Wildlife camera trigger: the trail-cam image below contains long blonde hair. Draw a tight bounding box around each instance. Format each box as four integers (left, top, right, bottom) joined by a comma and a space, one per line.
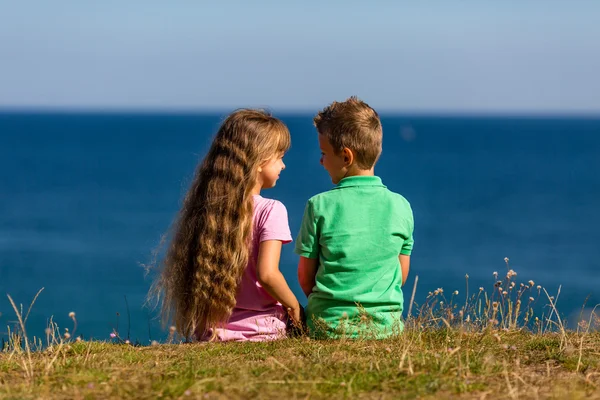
150, 109, 291, 338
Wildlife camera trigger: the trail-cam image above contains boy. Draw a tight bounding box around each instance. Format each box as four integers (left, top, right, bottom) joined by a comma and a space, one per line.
295, 97, 414, 338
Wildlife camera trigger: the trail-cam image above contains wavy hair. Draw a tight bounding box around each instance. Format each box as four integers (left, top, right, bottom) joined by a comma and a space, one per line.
149, 109, 291, 338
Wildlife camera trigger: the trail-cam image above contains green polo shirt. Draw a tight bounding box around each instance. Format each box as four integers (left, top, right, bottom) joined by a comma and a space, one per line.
295, 175, 414, 339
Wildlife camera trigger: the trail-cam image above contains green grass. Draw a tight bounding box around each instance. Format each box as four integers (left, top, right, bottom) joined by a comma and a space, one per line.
1, 330, 599, 399
3, 261, 600, 399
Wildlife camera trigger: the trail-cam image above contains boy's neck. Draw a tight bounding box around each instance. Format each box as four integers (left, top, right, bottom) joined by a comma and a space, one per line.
344, 165, 375, 179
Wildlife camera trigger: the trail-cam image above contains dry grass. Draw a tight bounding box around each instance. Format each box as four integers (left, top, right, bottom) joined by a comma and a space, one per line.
1, 331, 600, 399
2, 259, 600, 399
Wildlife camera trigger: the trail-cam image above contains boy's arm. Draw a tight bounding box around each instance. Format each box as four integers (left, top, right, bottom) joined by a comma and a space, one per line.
295, 200, 320, 298
298, 256, 318, 298
399, 201, 414, 287
399, 254, 410, 286
256, 240, 302, 324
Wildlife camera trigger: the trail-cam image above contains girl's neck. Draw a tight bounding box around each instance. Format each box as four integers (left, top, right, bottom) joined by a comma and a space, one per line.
251, 180, 262, 196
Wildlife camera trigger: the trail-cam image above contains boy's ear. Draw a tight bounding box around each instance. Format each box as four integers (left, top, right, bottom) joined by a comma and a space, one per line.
342, 147, 354, 167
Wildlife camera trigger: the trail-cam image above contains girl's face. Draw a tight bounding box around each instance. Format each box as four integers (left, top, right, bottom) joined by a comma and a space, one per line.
258, 153, 286, 189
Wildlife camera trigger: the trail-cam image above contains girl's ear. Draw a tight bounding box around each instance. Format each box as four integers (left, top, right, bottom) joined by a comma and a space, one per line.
342, 147, 354, 167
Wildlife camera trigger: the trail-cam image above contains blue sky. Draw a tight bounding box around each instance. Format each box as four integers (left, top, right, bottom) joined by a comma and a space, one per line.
1, 1, 599, 113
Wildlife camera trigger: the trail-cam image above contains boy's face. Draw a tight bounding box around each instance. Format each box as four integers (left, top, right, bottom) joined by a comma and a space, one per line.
318, 134, 347, 184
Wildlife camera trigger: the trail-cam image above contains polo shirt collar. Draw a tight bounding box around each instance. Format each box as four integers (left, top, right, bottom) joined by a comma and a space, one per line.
335, 175, 385, 189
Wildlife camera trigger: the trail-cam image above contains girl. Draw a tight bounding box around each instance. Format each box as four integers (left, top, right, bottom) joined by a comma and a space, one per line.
150, 109, 301, 341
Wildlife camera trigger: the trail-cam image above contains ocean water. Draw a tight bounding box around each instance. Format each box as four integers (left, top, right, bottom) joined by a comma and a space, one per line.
1, 112, 599, 342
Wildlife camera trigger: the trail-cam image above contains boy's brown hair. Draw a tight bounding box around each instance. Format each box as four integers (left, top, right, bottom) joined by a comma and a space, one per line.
314, 96, 382, 169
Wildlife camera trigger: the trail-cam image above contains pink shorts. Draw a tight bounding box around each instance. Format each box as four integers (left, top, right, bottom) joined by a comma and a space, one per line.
198, 306, 287, 342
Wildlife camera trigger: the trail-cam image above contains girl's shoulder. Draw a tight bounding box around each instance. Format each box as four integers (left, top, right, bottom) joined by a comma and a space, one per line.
254, 195, 287, 210
253, 196, 289, 226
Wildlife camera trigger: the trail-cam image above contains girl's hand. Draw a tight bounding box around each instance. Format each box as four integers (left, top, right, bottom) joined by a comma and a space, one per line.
287, 306, 302, 327
286, 305, 306, 338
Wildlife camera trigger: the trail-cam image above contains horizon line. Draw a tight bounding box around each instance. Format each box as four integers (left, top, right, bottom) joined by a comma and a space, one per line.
1, 106, 600, 119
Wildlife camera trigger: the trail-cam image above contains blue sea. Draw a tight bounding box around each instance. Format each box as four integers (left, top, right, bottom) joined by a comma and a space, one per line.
1, 112, 599, 343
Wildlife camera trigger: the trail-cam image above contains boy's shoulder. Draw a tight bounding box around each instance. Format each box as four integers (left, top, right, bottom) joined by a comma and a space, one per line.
306, 189, 336, 203
304, 187, 343, 209
306, 186, 412, 212
386, 190, 412, 209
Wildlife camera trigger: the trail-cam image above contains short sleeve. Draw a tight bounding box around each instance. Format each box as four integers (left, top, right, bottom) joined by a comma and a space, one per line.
259, 201, 292, 244
400, 234, 414, 256
294, 200, 319, 259
400, 204, 415, 256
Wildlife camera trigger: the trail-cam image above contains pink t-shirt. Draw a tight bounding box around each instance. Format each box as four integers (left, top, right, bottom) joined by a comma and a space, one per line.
202, 195, 292, 342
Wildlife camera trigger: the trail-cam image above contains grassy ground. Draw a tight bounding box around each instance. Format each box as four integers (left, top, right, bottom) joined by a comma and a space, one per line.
2, 264, 600, 399
1, 329, 600, 399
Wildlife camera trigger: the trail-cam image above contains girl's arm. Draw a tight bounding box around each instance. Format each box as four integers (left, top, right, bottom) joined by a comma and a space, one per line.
399, 255, 411, 286
298, 256, 318, 298
256, 240, 302, 324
